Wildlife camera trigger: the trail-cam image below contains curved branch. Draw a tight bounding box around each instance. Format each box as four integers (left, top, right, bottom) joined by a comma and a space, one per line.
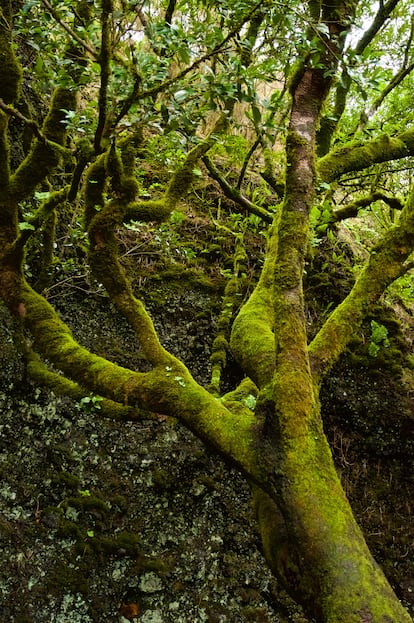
317, 0, 402, 154
352, 0, 401, 57
362, 59, 414, 127
0, 275, 261, 483
309, 188, 414, 387
9, 88, 76, 202
94, 0, 113, 153
331, 191, 403, 222
202, 155, 273, 223
40, 0, 98, 58
164, 0, 177, 25
230, 223, 278, 389
318, 128, 414, 182
26, 351, 150, 422
0, 98, 43, 141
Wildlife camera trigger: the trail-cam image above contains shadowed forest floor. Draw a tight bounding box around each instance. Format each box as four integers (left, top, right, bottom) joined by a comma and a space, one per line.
0, 282, 413, 622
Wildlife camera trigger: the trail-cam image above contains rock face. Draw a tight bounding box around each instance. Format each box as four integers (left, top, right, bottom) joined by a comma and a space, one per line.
0, 297, 306, 623
0, 280, 413, 622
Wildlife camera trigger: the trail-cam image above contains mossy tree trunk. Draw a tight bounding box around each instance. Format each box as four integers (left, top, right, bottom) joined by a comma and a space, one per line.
231, 2, 413, 620
0, 1, 413, 621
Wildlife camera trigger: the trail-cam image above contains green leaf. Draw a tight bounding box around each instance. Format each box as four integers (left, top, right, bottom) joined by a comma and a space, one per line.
316, 22, 330, 37
19, 222, 35, 231
174, 89, 188, 102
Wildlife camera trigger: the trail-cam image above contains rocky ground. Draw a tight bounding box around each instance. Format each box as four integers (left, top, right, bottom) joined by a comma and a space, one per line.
0, 292, 309, 623
0, 280, 413, 623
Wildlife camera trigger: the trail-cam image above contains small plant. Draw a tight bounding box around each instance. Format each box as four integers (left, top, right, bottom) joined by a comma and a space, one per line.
75, 394, 103, 412
368, 320, 390, 357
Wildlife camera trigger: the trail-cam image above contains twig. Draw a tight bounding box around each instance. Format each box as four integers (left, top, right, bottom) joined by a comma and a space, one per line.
40, 0, 98, 59
0, 98, 43, 140
137, 0, 266, 100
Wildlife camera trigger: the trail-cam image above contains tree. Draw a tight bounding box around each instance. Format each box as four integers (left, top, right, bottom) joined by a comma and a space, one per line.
0, 0, 413, 620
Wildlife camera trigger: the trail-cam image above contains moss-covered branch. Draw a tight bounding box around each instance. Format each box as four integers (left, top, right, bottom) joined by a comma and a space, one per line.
202, 155, 273, 223
209, 234, 248, 395
26, 351, 152, 422
8, 88, 76, 203
0, 0, 21, 105
318, 129, 414, 182
330, 191, 403, 222
40, 0, 98, 58
230, 222, 277, 388
317, 0, 399, 155
0, 98, 43, 140
0, 110, 10, 194
94, 0, 112, 153
0, 270, 263, 482
309, 188, 414, 387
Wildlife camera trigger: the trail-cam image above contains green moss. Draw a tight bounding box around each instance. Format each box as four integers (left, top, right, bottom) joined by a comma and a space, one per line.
64, 494, 110, 515
0, 2, 22, 104
89, 531, 142, 557
106, 142, 123, 194
123, 199, 171, 223
46, 560, 89, 595
52, 471, 81, 490
0, 111, 10, 189
9, 88, 77, 202
318, 131, 414, 183
84, 154, 106, 226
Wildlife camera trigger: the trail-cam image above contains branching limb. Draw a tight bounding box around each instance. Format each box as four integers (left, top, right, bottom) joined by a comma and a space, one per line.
0, 267, 262, 483
361, 59, 414, 128
26, 351, 152, 422
330, 191, 403, 222
40, 0, 98, 58
203, 155, 273, 223
0, 98, 43, 141
318, 129, 414, 182
113, 69, 142, 127
317, 0, 401, 154
94, 0, 113, 153
209, 234, 248, 395
85, 116, 228, 365
230, 222, 278, 388
309, 187, 414, 388
8, 88, 76, 203
353, 0, 401, 57
237, 136, 261, 189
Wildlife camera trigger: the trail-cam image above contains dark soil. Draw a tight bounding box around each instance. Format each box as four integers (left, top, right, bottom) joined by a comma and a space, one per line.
0, 277, 413, 622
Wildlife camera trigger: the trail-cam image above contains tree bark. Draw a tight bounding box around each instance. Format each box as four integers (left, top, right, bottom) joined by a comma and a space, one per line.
233, 43, 413, 623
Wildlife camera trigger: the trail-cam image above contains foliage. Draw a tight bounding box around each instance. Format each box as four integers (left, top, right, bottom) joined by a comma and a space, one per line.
368, 320, 390, 357
1, 0, 414, 621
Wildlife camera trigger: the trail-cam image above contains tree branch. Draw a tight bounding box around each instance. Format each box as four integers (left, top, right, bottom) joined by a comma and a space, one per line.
40, 0, 98, 58
317, 0, 402, 155
352, 0, 401, 57
8, 88, 76, 203
309, 187, 414, 387
318, 129, 414, 182
0, 98, 43, 141
331, 191, 403, 222
94, 0, 113, 153
26, 351, 150, 422
202, 155, 273, 223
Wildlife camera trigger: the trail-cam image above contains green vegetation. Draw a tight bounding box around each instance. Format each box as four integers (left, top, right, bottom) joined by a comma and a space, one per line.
0, 0, 414, 621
